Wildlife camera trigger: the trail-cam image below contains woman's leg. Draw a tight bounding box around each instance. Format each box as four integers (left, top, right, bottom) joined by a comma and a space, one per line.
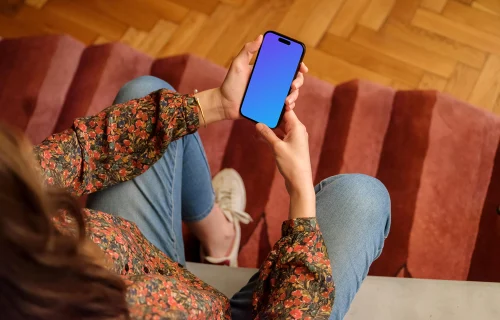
230, 174, 390, 320
86, 76, 234, 265
315, 174, 390, 319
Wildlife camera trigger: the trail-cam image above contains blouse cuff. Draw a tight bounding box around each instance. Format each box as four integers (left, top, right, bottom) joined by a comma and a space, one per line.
281, 218, 320, 237
160, 89, 201, 131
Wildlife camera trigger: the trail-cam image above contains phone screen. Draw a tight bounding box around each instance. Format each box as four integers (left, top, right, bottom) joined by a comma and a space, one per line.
240, 32, 305, 128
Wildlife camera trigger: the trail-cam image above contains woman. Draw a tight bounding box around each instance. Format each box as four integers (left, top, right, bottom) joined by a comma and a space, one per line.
0, 35, 390, 319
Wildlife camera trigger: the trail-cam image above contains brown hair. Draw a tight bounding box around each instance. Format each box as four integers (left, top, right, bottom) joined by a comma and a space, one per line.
0, 124, 129, 319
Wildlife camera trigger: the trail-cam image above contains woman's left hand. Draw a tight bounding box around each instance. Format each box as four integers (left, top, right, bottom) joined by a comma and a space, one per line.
219, 35, 309, 121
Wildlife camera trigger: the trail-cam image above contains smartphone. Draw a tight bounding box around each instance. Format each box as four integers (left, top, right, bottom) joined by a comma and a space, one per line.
240, 31, 306, 129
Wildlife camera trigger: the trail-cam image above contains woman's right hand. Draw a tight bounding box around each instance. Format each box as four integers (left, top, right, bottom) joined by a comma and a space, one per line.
257, 111, 316, 219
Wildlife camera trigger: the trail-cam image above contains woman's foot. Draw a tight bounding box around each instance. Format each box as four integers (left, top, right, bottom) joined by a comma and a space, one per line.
201, 168, 252, 267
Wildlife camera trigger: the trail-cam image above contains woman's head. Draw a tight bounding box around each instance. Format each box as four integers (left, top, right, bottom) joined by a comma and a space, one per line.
0, 125, 129, 319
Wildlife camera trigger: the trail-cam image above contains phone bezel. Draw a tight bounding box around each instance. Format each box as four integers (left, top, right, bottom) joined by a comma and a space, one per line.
239, 30, 306, 129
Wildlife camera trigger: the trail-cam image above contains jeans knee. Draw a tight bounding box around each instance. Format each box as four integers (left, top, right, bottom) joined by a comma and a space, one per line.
318, 174, 391, 235
115, 76, 175, 103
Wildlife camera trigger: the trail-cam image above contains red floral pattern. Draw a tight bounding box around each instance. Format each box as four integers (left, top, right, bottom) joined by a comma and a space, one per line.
34, 89, 335, 319
253, 218, 335, 319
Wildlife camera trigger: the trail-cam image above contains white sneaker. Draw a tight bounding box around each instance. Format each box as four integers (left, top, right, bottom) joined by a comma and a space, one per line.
201, 168, 252, 267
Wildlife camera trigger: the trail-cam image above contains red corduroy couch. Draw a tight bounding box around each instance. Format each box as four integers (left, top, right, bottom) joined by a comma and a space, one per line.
1, 35, 499, 283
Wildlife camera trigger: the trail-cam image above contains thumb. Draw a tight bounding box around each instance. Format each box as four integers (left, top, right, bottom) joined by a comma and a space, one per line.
234, 35, 263, 67
256, 123, 281, 147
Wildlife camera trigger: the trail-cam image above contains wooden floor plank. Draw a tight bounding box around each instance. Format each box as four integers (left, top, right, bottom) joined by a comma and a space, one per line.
442, 1, 500, 38
120, 27, 148, 48
294, 0, 344, 46
412, 9, 500, 55
468, 54, 500, 111
207, 0, 269, 66
14, 5, 98, 44
262, 0, 295, 35
391, 80, 415, 91
25, 0, 48, 9
305, 47, 392, 85
136, 20, 177, 56
418, 73, 447, 91
187, 4, 236, 58
276, 0, 308, 38
474, 0, 500, 15
216, 0, 292, 68
471, 1, 500, 16
76, 0, 158, 31
44, 0, 128, 41
494, 96, 500, 114
420, 0, 447, 13
318, 32, 424, 86
140, 0, 189, 24
219, 0, 246, 6
0, 13, 49, 38
93, 35, 110, 45
383, 20, 486, 69
388, 0, 420, 22
444, 63, 481, 101
328, 0, 370, 37
358, 0, 396, 30
278, 0, 343, 45
351, 25, 456, 78
168, 0, 218, 15
159, 11, 207, 57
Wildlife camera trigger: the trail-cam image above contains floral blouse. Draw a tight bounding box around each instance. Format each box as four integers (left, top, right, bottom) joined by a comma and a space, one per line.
34, 89, 335, 319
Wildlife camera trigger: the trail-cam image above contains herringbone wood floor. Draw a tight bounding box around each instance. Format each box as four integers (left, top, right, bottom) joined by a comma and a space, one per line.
1, 0, 500, 114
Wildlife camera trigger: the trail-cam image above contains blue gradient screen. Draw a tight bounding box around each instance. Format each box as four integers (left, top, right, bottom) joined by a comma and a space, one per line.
240, 32, 304, 128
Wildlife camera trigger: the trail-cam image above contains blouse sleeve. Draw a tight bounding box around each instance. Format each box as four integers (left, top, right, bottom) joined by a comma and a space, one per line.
34, 89, 200, 197
252, 218, 335, 319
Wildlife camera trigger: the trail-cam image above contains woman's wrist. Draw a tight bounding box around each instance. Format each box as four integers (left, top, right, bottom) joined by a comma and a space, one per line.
194, 88, 226, 125
289, 185, 316, 219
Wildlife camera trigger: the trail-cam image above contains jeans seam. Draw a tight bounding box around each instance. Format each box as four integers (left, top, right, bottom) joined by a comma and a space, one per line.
192, 133, 212, 175
180, 133, 215, 223
171, 142, 179, 262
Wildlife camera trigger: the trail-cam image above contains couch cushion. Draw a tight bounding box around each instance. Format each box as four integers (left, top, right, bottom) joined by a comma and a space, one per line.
372, 91, 500, 280
315, 80, 395, 180
467, 122, 500, 282
0, 35, 84, 143
54, 42, 153, 132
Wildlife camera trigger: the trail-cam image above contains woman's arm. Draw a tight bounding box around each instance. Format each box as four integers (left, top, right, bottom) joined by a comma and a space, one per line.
255, 110, 334, 318
253, 218, 335, 319
34, 89, 212, 197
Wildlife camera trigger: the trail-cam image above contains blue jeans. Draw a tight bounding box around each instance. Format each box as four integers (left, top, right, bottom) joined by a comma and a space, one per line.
86, 76, 391, 320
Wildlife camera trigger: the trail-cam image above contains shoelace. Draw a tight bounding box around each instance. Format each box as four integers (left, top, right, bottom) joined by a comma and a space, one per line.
217, 190, 253, 224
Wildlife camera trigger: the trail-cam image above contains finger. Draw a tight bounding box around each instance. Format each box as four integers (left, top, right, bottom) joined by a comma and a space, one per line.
234, 35, 263, 67
285, 102, 296, 111
282, 110, 302, 132
291, 72, 304, 90
256, 123, 281, 146
286, 89, 299, 105
299, 62, 309, 74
